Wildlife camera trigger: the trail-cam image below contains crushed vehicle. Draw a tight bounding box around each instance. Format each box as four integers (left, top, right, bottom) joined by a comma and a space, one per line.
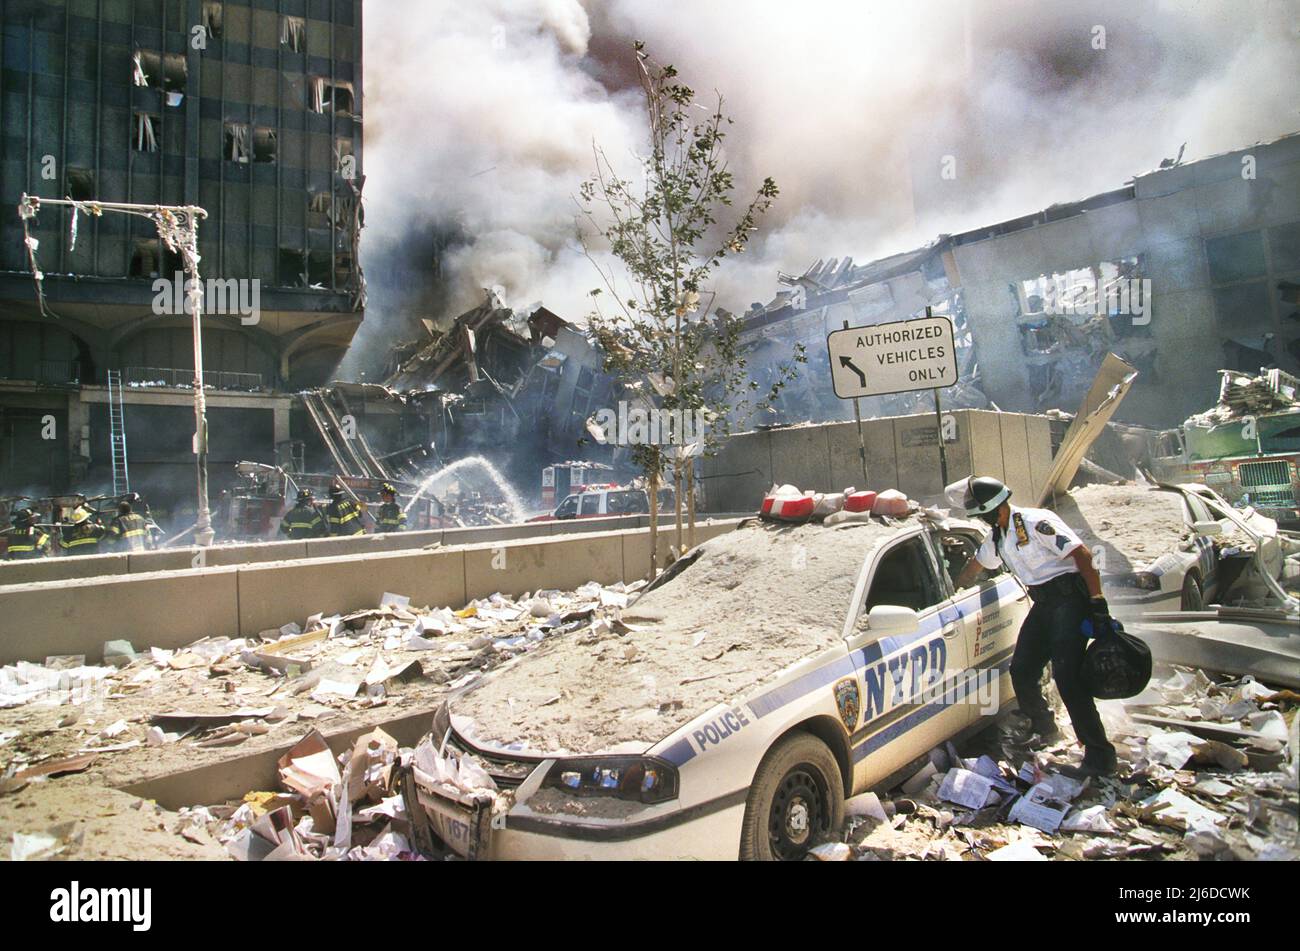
1151, 368, 1300, 526
401, 513, 1031, 860
1053, 482, 1300, 616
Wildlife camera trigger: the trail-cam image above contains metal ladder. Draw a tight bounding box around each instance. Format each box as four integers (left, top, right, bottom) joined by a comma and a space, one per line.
107, 369, 130, 495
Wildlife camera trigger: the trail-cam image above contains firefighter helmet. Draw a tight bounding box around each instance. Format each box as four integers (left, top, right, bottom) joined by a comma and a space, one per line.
70, 505, 95, 525
380, 482, 396, 497
964, 476, 1011, 520
329, 482, 345, 498
296, 488, 314, 503
11, 508, 35, 527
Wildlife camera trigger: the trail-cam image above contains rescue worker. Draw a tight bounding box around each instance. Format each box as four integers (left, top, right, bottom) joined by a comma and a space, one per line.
124, 493, 165, 547
107, 498, 154, 551
324, 482, 364, 536
375, 482, 407, 533
279, 488, 327, 539
4, 509, 51, 560
60, 505, 107, 556
953, 476, 1118, 778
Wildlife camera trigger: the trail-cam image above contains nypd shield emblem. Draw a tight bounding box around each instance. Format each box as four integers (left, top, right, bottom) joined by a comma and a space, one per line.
834, 677, 860, 731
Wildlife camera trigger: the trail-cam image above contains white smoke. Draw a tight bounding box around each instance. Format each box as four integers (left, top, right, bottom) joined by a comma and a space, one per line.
348, 0, 1300, 373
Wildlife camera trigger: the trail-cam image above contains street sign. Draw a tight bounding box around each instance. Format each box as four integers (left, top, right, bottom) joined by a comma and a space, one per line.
826, 315, 958, 400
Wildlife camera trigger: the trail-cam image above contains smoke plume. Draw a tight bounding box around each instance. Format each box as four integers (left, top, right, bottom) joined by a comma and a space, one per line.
345, 0, 1300, 377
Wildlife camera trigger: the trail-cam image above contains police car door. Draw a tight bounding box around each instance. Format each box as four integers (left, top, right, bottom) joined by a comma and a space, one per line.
845, 532, 971, 790
933, 526, 1025, 726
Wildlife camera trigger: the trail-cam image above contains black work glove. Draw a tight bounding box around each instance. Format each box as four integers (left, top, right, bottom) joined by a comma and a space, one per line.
1089, 596, 1114, 639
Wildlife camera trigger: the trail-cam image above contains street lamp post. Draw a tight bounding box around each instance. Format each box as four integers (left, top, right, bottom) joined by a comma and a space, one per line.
17, 195, 215, 546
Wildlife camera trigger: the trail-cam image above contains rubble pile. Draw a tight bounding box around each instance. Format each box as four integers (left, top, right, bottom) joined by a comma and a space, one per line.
0, 582, 641, 789
1186, 368, 1300, 427
819, 668, 1298, 862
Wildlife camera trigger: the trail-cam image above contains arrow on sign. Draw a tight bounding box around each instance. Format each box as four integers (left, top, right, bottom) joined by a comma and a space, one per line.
839, 355, 866, 388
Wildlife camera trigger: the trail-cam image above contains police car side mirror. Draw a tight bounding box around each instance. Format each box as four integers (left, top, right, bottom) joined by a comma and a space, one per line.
864, 605, 921, 635
1192, 521, 1223, 537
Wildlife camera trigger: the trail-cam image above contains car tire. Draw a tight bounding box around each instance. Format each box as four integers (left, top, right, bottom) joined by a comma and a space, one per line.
1180, 573, 1204, 611
739, 732, 844, 861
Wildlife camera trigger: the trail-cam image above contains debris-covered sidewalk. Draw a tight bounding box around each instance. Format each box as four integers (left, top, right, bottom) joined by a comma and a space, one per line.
814, 668, 1299, 862
0, 580, 641, 842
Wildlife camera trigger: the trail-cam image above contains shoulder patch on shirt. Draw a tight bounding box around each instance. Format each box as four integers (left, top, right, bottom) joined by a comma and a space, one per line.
1036, 520, 1056, 536
1013, 512, 1030, 547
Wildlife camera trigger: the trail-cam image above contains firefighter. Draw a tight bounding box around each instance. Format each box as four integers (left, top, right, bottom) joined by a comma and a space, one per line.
280, 488, 327, 539
123, 492, 165, 547
324, 482, 364, 536
107, 498, 154, 551
953, 476, 1118, 778
375, 482, 407, 533
60, 505, 107, 556
4, 509, 52, 560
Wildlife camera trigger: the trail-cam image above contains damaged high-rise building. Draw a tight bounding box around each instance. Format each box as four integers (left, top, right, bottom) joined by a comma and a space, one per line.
0, 1, 364, 520
739, 132, 1300, 430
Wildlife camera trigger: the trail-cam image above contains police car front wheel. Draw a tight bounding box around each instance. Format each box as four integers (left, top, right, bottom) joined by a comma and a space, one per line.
740, 733, 844, 861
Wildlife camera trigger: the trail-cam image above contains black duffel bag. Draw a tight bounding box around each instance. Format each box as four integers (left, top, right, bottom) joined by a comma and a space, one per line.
1082, 619, 1152, 699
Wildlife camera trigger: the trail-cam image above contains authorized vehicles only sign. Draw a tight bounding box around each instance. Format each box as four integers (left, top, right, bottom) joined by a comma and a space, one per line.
827, 315, 958, 399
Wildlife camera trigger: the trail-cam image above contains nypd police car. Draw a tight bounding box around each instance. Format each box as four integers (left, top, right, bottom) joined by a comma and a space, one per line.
405, 512, 1032, 860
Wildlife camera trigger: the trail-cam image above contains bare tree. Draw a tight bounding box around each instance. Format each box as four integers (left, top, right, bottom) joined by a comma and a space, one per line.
578, 43, 803, 574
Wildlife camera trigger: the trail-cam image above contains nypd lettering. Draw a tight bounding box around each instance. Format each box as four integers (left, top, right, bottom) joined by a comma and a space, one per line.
692, 707, 751, 751
861, 636, 948, 722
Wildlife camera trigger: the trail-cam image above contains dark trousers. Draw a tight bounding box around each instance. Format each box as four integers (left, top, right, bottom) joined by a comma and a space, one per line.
1010, 573, 1113, 757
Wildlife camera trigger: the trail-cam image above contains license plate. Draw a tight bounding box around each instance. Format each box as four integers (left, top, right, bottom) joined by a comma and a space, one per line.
409, 770, 495, 860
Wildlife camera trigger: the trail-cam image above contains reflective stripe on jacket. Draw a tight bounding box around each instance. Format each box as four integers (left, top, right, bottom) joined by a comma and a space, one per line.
376, 502, 406, 533
280, 504, 326, 539
5, 529, 51, 559
109, 513, 151, 550
325, 499, 364, 536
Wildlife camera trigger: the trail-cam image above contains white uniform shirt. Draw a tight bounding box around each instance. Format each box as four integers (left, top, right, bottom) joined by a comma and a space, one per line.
975, 504, 1084, 587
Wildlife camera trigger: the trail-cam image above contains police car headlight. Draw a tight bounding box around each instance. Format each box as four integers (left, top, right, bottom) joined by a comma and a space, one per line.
543, 756, 679, 805
1134, 572, 1162, 591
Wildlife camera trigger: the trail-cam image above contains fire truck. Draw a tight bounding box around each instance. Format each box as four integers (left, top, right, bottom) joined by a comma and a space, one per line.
1152, 369, 1300, 527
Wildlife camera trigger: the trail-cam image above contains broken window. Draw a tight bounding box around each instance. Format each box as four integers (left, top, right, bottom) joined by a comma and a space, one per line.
224, 122, 250, 163
133, 112, 159, 152
203, 2, 223, 40
66, 168, 94, 201
863, 536, 944, 615
278, 248, 333, 287
311, 78, 355, 117
1206, 231, 1266, 285
308, 191, 334, 228
133, 50, 187, 93
129, 240, 180, 279
281, 15, 306, 52
252, 127, 277, 164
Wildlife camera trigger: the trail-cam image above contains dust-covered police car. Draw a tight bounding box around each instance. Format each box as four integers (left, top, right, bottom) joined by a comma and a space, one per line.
401, 512, 1032, 860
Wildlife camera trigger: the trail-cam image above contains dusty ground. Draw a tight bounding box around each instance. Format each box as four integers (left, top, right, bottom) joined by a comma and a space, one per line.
455, 519, 899, 753
0, 780, 228, 861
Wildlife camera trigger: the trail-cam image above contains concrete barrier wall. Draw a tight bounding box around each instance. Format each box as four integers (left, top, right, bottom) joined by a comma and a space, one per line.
0, 519, 744, 665
702, 409, 1053, 511
0, 515, 658, 589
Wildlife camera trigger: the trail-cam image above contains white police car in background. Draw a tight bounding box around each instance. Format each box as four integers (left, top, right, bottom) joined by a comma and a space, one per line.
404, 513, 1031, 860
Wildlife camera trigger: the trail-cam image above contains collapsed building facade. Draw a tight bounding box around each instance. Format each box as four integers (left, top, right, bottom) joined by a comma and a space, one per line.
737, 132, 1300, 431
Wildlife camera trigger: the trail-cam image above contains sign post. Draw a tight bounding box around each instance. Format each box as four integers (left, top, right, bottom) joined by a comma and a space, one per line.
826, 312, 959, 489
926, 306, 950, 486
842, 320, 869, 486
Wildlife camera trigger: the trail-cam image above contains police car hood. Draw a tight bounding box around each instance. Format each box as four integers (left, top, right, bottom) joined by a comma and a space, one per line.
1051, 484, 1192, 574
452, 519, 900, 756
